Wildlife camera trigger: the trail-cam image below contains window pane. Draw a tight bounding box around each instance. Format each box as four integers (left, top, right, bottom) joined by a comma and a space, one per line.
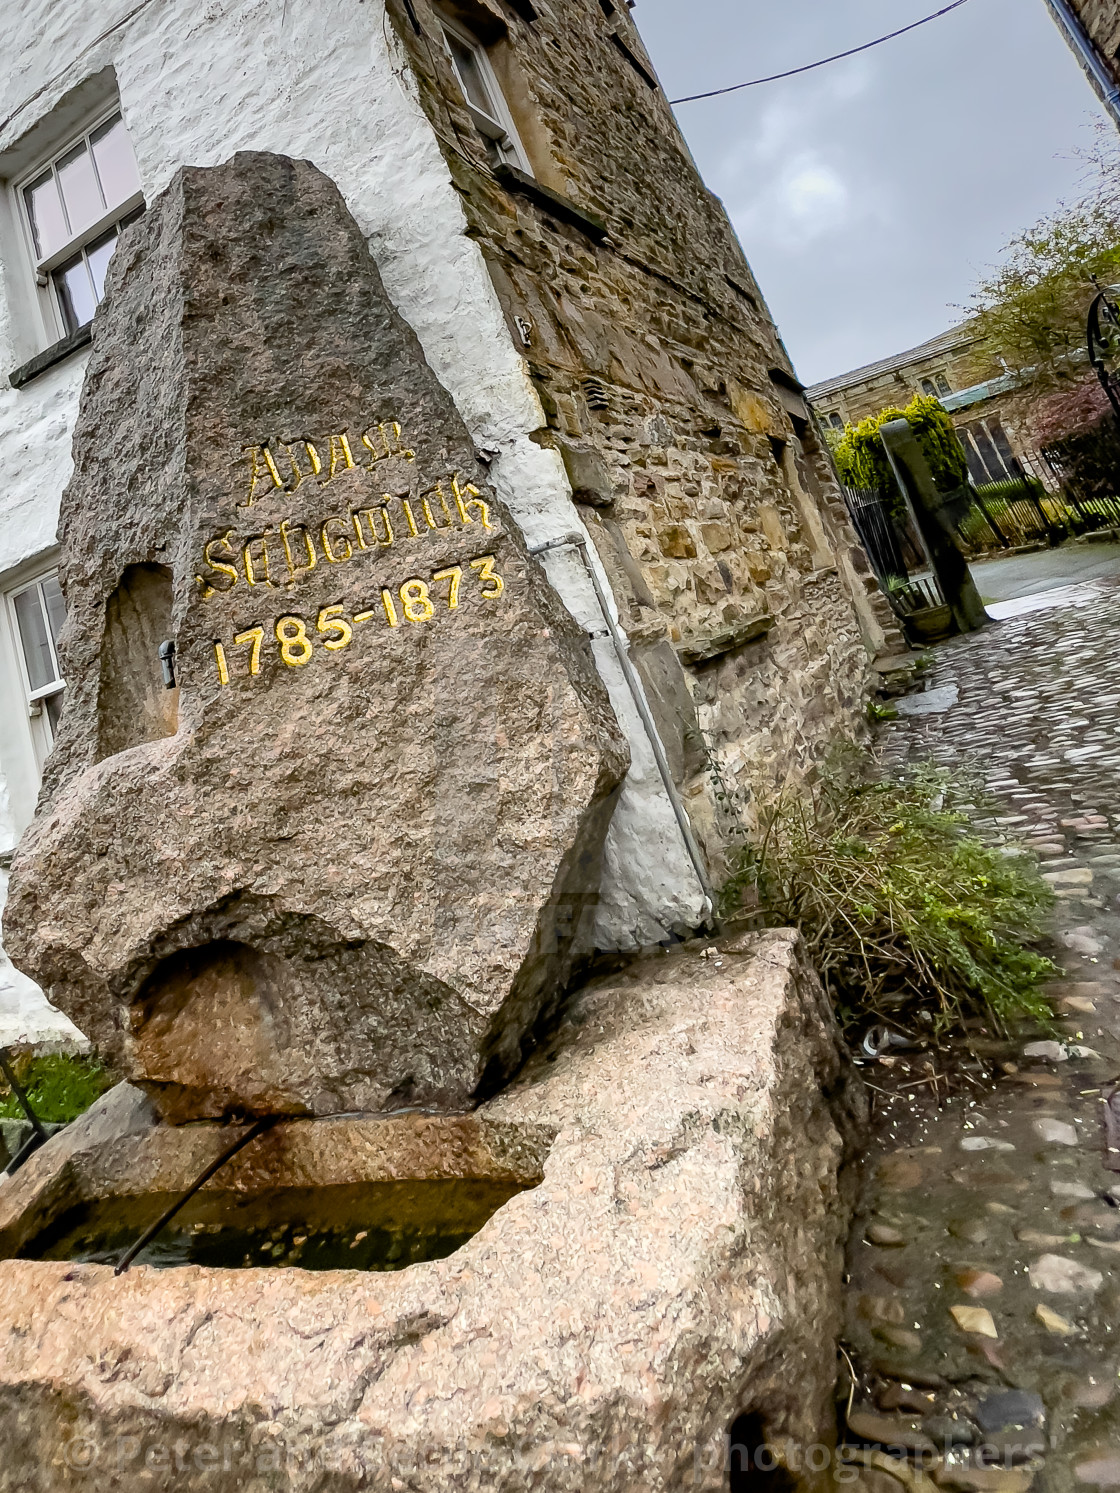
14, 587, 58, 693
41, 575, 66, 655
90, 115, 140, 213
56, 140, 105, 241
86, 226, 119, 301
53, 254, 98, 334
936, 376, 951, 395
445, 31, 501, 120
24, 171, 68, 260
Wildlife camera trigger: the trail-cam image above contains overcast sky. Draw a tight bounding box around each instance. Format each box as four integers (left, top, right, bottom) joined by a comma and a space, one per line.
634, 0, 1110, 386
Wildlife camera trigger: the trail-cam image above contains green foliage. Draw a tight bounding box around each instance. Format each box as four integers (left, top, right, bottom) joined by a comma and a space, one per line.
0, 1053, 114, 1125
721, 754, 1056, 1035
832, 395, 968, 517
967, 123, 1120, 392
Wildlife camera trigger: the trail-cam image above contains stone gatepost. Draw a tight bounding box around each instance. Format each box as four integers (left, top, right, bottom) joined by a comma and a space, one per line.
879, 417, 989, 635
4, 153, 629, 1123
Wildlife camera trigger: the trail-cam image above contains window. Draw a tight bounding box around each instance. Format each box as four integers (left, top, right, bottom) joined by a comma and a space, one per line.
920, 375, 952, 398
19, 111, 143, 340
828, 412, 845, 430
10, 574, 66, 758
439, 16, 531, 172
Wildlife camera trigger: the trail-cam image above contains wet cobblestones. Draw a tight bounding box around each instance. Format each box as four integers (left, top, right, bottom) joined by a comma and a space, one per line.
842, 578, 1120, 1493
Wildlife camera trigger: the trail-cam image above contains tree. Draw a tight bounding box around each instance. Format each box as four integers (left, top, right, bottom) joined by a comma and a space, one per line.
966, 122, 1120, 393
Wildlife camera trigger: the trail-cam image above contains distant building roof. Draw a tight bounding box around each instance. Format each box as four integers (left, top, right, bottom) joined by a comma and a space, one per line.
805, 324, 977, 401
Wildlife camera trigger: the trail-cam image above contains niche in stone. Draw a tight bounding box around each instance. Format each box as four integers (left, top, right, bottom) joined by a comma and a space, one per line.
97, 562, 177, 759
131, 941, 304, 1123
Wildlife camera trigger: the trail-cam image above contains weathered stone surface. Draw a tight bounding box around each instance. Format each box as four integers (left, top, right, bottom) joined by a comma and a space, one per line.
0, 930, 865, 1491
4, 154, 627, 1122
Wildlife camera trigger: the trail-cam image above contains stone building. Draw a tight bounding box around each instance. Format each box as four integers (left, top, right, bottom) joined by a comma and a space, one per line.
0, 0, 885, 1042
807, 323, 1053, 490
1044, 0, 1120, 124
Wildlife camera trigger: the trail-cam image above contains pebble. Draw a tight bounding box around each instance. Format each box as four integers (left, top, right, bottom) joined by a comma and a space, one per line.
1036, 1302, 1077, 1335
1049, 1179, 1096, 1201
1044, 868, 1095, 886
1059, 930, 1106, 955
933, 1466, 1035, 1492
955, 1269, 1003, 1299
949, 1305, 999, 1338
974, 1391, 1046, 1433
1075, 1458, 1120, 1487
1029, 1254, 1104, 1294
1033, 1118, 1079, 1145
923, 1416, 976, 1448
948, 1218, 990, 1244
879, 1384, 935, 1414
846, 1408, 937, 1455
960, 1136, 1016, 1152
1023, 1040, 1072, 1061
874, 1327, 924, 1353
867, 1222, 908, 1247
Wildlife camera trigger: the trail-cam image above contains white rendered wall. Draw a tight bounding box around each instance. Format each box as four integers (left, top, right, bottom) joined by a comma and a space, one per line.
0, 0, 708, 1041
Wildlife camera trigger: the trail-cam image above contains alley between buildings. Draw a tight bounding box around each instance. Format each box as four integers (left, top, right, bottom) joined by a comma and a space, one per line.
844, 570, 1120, 1490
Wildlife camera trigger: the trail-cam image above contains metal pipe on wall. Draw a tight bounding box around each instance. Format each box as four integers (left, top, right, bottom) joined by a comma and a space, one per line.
1044, 0, 1120, 129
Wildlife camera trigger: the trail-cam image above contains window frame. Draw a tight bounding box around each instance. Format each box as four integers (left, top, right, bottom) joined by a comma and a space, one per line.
13, 106, 144, 345
7, 572, 66, 761
437, 12, 532, 174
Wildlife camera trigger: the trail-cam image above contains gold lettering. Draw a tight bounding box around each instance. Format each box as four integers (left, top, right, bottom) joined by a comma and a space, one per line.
360, 423, 415, 465
233, 626, 265, 675
243, 529, 276, 589
350, 510, 369, 550
282, 443, 305, 492
355, 506, 393, 548
303, 441, 323, 477
327, 434, 355, 480
213, 640, 230, 686
401, 499, 420, 538
400, 579, 435, 623
354, 609, 376, 623
195, 531, 240, 598
470, 553, 504, 599
317, 604, 353, 651
433, 565, 462, 609
432, 481, 456, 527
381, 588, 400, 628
242, 446, 286, 506
420, 487, 453, 531
320, 516, 354, 564
279, 520, 318, 582
276, 616, 314, 667
451, 474, 492, 529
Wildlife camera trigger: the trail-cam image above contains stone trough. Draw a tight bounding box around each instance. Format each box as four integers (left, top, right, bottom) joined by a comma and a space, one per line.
0, 931, 862, 1492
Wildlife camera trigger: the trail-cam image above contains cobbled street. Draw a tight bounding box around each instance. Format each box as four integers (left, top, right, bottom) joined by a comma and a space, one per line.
843, 572, 1120, 1493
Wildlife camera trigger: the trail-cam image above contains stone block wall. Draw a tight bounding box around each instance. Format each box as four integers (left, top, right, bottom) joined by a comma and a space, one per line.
1068, 0, 1120, 83
390, 0, 893, 860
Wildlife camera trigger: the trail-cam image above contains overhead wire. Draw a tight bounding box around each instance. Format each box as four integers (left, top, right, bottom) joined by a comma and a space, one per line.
669, 0, 973, 105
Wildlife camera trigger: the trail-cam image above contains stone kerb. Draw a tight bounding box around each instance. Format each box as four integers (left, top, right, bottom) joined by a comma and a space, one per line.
3, 152, 628, 1123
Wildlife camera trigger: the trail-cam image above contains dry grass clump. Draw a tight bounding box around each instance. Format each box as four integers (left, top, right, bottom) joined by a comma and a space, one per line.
722, 755, 1056, 1034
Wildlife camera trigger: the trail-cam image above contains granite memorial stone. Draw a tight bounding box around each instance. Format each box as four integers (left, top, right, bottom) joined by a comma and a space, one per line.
4, 153, 628, 1122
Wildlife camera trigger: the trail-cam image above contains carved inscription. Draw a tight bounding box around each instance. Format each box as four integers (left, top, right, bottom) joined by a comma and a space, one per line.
241, 422, 416, 507
195, 473, 493, 600
212, 555, 505, 686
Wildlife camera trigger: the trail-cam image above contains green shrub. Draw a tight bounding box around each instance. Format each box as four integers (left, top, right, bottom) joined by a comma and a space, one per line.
721, 755, 1056, 1034
0, 1053, 115, 1125
833, 395, 969, 522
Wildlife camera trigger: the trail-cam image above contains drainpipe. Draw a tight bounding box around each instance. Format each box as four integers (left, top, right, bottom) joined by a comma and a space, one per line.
1044, 0, 1120, 129
528, 532, 718, 926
